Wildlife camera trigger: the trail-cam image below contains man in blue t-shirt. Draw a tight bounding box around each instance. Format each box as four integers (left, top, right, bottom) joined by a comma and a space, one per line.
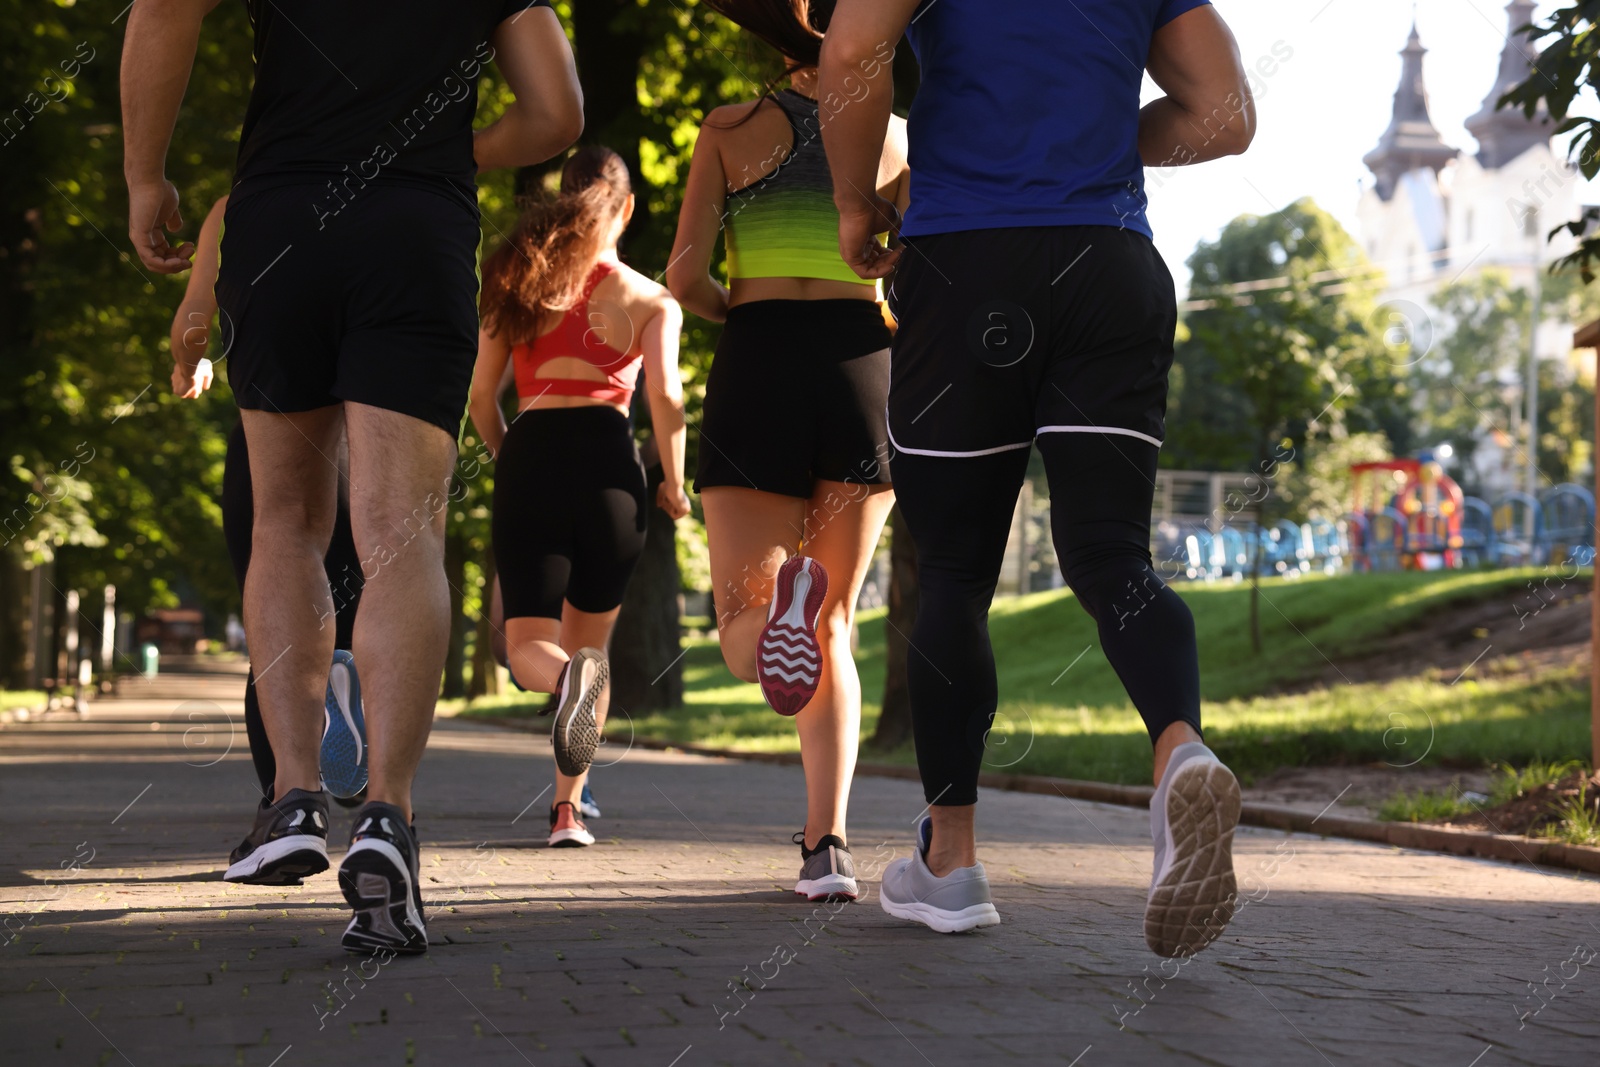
820, 0, 1254, 958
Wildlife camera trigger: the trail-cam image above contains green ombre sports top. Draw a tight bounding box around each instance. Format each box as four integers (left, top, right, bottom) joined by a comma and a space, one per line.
724, 90, 868, 286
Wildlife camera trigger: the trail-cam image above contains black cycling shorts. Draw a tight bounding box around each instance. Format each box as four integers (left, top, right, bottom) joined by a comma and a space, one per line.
216, 182, 480, 439
493, 407, 648, 620
886, 226, 1177, 459
696, 298, 893, 499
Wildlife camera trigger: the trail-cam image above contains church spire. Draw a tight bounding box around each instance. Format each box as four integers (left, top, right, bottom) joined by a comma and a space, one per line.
1363, 21, 1458, 202
1465, 0, 1552, 169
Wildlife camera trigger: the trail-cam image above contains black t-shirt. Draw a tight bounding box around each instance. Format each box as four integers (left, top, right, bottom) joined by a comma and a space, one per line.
233, 0, 550, 204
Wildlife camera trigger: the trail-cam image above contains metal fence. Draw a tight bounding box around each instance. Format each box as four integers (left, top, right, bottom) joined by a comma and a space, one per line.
1145, 483, 1595, 582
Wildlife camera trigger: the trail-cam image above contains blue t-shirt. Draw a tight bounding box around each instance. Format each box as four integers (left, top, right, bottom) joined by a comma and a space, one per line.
902, 0, 1213, 239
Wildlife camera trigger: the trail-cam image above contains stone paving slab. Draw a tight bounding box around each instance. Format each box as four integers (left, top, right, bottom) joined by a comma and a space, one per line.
3, 679, 1599, 1067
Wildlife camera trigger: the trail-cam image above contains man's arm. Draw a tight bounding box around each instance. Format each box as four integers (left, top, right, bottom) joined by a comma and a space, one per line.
818, 0, 919, 280
121, 0, 220, 273
1141, 6, 1255, 167
475, 7, 584, 172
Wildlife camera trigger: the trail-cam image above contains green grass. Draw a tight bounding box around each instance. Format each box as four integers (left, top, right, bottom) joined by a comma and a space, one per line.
1490, 759, 1589, 806
451, 568, 1594, 785
1377, 785, 1475, 823
1377, 760, 1600, 833
0, 690, 46, 713
1547, 781, 1600, 846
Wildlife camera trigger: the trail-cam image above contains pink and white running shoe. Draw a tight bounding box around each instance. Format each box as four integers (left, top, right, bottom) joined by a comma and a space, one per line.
757, 556, 829, 716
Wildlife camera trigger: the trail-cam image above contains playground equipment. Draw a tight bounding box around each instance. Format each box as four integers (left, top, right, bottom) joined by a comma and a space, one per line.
1155, 467, 1593, 583
1342, 457, 1466, 570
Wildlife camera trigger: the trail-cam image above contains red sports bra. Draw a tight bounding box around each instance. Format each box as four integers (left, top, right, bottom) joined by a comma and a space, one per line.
512, 262, 642, 407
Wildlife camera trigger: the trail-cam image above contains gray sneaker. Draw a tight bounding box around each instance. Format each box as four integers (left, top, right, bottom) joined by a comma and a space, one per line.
879, 817, 1000, 933
552, 648, 608, 778
1145, 741, 1241, 959
793, 832, 857, 901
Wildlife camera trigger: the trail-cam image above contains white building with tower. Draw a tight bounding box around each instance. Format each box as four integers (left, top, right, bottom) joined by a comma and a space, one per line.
1357, 1, 1585, 497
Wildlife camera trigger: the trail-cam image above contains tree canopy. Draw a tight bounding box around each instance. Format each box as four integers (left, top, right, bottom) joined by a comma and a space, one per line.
1166, 197, 1407, 483
0, 0, 793, 688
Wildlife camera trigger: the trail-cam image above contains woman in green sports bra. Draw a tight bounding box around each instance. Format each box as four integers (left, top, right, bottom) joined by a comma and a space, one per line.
667, 0, 909, 905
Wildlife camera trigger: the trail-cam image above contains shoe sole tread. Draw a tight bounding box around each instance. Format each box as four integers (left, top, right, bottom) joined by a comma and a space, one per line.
1145, 760, 1241, 959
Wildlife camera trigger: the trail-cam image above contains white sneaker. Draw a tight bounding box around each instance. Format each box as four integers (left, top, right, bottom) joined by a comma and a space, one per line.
1145, 742, 1241, 958
879, 817, 1000, 934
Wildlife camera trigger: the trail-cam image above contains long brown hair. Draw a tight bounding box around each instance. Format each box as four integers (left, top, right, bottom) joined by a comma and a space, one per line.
701, 0, 835, 70
480, 145, 632, 343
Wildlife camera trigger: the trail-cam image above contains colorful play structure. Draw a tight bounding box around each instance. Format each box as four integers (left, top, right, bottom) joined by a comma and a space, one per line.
1157, 452, 1595, 582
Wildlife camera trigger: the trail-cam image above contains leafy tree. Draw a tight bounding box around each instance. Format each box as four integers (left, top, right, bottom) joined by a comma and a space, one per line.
1, 0, 254, 686
1170, 198, 1398, 649
1417, 270, 1532, 495
1171, 198, 1399, 474
1503, 2, 1600, 280
1274, 432, 1394, 523
1537, 355, 1595, 485
0, 1, 776, 694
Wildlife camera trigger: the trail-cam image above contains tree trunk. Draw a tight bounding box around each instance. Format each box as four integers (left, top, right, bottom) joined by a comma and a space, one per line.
469, 546, 501, 699
0, 549, 29, 689
46, 564, 66, 694
872, 505, 918, 751
571, 0, 648, 148
1249, 495, 1264, 654
611, 459, 683, 713
441, 528, 467, 699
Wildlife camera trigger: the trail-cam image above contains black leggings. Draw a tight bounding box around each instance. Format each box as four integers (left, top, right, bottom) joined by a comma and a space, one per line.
493, 407, 648, 620
893, 433, 1201, 807
223, 420, 363, 795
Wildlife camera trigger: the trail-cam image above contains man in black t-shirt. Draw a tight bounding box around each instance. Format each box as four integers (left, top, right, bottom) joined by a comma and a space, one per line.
122, 0, 583, 955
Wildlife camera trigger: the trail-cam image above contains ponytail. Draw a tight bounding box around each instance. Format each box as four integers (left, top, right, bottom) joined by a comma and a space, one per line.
480, 146, 632, 343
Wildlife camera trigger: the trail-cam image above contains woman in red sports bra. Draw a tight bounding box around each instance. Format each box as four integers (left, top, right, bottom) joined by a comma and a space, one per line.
470, 146, 689, 848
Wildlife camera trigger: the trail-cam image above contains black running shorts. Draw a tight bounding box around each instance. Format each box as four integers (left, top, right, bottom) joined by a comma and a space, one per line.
216, 182, 481, 439
886, 226, 1177, 459
696, 298, 893, 499
493, 407, 648, 620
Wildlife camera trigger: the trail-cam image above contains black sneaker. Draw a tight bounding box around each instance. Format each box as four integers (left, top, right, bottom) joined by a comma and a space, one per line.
551, 648, 608, 778
224, 788, 330, 885
339, 801, 427, 955
793, 831, 858, 901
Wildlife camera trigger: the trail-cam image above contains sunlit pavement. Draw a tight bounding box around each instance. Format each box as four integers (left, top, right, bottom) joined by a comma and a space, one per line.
2, 670, 1597, 1067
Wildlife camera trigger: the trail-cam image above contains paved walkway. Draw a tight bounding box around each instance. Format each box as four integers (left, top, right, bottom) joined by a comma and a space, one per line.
2, 672, 1597, 1067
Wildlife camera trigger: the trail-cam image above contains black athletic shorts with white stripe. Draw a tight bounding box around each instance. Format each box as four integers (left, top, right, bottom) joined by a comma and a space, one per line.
886, 226, 1177, 459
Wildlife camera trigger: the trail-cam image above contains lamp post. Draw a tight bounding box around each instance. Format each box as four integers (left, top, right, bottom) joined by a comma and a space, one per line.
1526, 208, 1541, 513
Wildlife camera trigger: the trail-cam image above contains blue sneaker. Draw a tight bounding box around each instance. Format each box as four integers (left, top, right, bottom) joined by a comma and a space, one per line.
579, 781, 601, 820
321, 650, 368, 799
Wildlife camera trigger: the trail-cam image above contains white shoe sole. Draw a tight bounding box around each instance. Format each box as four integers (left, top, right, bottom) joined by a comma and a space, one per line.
548, 826, 595, 848
1145, 757, 1241, 959
795, 874, 858, 901
880, 894, 1000, 934
224, 833, 329, 883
